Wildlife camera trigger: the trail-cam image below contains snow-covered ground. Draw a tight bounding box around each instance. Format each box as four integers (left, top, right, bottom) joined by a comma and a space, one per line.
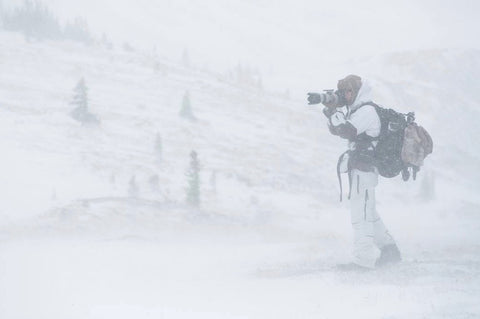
1, 13, 480, 319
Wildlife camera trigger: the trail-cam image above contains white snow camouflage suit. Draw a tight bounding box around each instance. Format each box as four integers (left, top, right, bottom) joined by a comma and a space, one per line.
329, 80, 397, 268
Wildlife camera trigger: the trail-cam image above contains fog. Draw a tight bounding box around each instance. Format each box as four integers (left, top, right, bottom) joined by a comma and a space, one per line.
4, 0, 480, 92
0, 1, 479, 318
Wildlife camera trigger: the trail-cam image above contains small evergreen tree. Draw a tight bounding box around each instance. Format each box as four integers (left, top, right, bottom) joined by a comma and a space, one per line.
185, 150, 200, 207
179, 91, 195, 120
71, 77, 88, 112
70, 77, 99, 125
128, 175, 139, 198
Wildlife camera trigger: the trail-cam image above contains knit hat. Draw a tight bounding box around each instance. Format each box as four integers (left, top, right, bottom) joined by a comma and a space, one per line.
337, 74, 362, 102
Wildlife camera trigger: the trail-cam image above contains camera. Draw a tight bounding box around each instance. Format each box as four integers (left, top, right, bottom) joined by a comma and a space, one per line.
307, 90, 345, 107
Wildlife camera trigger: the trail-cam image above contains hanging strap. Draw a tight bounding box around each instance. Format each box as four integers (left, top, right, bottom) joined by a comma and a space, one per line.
347, 168, 353, 200
337, 151, 347, 202
336, 150, 351, 202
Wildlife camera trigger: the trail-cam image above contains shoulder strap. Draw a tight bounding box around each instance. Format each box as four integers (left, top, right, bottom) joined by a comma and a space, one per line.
360, 101, 379, 107
357, 101, 380, 111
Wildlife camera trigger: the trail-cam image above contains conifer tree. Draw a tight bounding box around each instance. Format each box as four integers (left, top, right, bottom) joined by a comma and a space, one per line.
128, 175, 139, 198
179, 91, 195, 120
71, 77, 88, 114
70, 77, 99, 125
185, 151, 200, 207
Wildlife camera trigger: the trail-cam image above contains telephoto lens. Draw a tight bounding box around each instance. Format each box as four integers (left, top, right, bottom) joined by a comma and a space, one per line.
307, 90, 342, 106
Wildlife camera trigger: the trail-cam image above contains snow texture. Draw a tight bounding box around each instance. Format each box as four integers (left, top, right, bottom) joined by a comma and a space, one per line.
1, 1, 480, 318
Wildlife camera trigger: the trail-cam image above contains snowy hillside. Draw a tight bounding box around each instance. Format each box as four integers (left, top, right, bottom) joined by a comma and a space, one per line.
1, 26, 480, 319
0, 30, 332, 223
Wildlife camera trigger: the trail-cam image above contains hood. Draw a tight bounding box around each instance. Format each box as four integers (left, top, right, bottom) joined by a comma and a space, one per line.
349, 79, 373, 112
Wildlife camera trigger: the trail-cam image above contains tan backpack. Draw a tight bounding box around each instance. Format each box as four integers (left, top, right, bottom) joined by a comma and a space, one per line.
401, 123, 433, 167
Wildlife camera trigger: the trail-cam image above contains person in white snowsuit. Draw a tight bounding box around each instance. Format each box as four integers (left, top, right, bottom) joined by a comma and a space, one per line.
314, 75, 401, 270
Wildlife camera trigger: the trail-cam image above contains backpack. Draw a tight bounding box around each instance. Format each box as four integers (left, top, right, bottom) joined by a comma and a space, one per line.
359, 102, 433, 180
401, 123, 433, 167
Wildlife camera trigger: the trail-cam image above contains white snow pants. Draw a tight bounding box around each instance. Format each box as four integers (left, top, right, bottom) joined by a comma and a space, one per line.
350, 169, 396, 268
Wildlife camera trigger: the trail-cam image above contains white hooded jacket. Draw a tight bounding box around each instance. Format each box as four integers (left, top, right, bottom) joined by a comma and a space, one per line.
330, 79, 381, 149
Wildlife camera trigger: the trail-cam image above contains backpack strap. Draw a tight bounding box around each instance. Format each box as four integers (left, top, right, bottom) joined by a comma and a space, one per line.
351, 101, 381, 116
359, 101, 380, 108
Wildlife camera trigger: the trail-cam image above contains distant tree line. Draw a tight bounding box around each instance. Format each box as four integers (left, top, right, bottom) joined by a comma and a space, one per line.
224, 63, 263, 90
1, 0, 93, 44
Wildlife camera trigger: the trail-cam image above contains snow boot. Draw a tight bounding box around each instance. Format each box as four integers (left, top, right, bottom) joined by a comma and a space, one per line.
375, 244, 401, 267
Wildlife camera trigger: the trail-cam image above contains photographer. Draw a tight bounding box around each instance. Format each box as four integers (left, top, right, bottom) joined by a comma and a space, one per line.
308, 75, 401, 271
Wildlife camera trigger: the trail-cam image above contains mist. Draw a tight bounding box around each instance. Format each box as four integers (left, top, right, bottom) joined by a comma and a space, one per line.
0, 1, 479, 318
4, 0, 479, 92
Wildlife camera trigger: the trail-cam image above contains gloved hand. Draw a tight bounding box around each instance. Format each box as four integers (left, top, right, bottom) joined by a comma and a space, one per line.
330, 111, 347, 126
307, 92, 321, 105
323, 106, 336, 118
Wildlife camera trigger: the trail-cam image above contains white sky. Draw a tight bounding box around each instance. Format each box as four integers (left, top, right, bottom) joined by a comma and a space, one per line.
6, 0, 479, 52
3, 0, 480, 90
